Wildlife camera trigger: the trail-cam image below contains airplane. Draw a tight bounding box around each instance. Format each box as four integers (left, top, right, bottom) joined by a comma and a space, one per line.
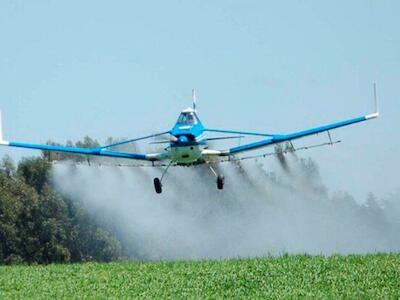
0, 87, 379, 194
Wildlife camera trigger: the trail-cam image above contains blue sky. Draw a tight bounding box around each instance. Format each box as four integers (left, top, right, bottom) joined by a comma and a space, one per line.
0, 1, 399, 200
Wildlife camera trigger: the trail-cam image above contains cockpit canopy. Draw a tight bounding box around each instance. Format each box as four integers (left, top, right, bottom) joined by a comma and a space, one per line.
177, 110, 199, 126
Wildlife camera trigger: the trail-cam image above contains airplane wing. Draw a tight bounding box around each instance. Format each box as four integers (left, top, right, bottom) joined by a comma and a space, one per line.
204, 87, 379, 156
226, 112, 378, 155
0, 113, 170, 161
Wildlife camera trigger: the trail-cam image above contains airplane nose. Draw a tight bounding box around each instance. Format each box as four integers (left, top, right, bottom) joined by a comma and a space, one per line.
179, 135, 189, 143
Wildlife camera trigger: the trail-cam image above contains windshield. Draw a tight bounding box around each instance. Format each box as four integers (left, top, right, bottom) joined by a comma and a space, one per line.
177, 112, 197, 125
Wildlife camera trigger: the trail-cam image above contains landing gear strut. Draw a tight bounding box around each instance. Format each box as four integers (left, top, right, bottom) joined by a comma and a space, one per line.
153, 162, 225, 193
207, 163, 224, 190
153, 161, 173, 194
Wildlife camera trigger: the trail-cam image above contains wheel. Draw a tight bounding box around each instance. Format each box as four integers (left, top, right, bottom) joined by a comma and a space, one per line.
217, 174, 224, 190
154, 178, 162, 194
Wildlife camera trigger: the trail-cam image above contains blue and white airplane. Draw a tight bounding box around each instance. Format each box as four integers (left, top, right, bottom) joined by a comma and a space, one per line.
0, 88, 379, 193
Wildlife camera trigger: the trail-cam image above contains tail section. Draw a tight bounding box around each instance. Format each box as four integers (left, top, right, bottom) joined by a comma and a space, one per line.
192, 88, 197, 111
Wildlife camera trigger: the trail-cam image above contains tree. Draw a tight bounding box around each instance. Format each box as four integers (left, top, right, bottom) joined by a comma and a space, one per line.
17, 158, 51, 193
0, 155, 16, 177
0, 155, 123, 264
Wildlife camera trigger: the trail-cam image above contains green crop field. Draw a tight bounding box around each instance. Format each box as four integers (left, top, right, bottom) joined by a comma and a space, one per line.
1, 254, 399, 299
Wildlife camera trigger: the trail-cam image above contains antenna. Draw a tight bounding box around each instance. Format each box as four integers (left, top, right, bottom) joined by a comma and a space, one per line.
192, 88, 197, 111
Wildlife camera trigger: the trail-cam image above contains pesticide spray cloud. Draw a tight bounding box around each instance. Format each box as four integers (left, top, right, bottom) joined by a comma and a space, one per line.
52, 154, 400, 260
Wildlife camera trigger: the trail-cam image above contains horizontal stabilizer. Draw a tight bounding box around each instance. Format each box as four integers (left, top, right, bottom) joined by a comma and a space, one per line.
207, 135, 244, 141
202, 149, 229, 156
149, 140, 171, 144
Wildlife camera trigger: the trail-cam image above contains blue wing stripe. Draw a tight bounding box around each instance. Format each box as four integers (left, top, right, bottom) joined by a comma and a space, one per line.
8, 142, 147, 160
229, 115, 368, 154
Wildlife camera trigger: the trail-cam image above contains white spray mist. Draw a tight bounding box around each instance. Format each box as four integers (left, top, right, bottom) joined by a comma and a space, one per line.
51, 155, 400, 260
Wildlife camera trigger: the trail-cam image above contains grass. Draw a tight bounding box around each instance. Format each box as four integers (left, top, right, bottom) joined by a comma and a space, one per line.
1, 254, 399, 299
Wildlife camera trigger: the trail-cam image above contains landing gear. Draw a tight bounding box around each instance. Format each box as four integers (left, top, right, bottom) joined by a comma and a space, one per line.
153, 161, 225, 193
217, 174, 224, 190
154, 178, 162, 194
153, 161, 173, 194
207, 163, 225, 190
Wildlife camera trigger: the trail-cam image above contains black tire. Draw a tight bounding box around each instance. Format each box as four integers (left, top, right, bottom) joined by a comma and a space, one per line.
217, 174, 224, 190
154, 178, 162, 194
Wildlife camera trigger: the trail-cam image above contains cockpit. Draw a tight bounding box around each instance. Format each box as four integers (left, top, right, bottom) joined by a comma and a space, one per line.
177, 111, 198, 126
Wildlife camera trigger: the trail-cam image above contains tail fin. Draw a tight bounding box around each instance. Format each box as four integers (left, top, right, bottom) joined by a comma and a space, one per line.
192, 88, 197, 111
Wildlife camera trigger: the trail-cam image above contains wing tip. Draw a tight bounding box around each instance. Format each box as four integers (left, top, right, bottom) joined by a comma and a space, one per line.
0, 110, 8, 145
365, 112, 379, 120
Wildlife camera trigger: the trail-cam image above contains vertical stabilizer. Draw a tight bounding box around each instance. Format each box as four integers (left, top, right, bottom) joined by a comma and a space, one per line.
192, 88, 197, 111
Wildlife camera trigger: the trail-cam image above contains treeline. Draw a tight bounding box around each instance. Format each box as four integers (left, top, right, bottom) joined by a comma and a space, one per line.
0, 136, 122, 264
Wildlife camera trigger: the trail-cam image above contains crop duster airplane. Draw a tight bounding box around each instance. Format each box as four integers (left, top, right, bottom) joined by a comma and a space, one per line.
0, 88, 379, 194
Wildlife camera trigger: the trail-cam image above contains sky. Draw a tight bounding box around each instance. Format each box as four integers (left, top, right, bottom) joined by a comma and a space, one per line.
0, 0, 399, 201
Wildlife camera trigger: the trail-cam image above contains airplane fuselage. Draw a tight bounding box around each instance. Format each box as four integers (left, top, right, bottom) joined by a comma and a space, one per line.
169, 144, 205, 164
168, 108, 207, 164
